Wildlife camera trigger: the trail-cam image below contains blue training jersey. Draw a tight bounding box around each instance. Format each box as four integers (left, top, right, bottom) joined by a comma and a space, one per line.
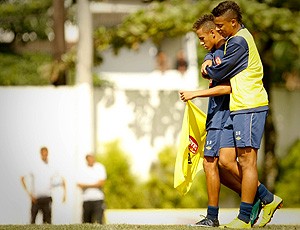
206, 45, 230, 130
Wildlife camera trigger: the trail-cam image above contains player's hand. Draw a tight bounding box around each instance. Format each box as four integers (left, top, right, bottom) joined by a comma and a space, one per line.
179, 91, 194, 102
201, 60, 212, 76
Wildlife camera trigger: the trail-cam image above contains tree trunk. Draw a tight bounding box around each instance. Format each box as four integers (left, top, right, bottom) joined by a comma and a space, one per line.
52, 0, 66, 85
262, 101, 278, 192
261, 39, 279, 192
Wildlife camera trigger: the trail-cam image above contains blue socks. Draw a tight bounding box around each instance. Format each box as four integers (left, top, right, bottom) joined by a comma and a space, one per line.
236, 184, 273, 223
207, 205, 219, 220
238, 202, 252, 223
257, 184, 274, 204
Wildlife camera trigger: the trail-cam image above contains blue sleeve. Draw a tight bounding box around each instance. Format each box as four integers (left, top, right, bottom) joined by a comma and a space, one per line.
204, 52, 213, 61
206, 36, 249, 82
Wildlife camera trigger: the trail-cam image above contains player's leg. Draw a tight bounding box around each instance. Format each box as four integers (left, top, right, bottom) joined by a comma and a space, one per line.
219, 147, 241, 195
224, 111, 282, 228
192, 129, 220, 227
221, 113, 258, 228
218, 120, 242, 194
204, 156, 220, 207
237, 146, 258, 224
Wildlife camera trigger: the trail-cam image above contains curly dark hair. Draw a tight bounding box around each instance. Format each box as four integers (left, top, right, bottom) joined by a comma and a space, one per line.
192, 14, 215, 32
211, 1, 242, 24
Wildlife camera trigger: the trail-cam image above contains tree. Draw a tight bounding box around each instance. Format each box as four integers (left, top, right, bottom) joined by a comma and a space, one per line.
0, 0, 52, 47
0, 0, 74, 85
239, 0, 300, 190
52, 0, 67, 85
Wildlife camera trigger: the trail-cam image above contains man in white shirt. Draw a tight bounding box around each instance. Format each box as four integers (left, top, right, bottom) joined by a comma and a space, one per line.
77, 154, 107, 224
21, 146, 67, 224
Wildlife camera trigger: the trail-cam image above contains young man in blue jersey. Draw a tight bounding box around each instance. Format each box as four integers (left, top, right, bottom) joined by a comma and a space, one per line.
180, 14, 232, 227
201, 1, 283, 228
180, 14, 263, 228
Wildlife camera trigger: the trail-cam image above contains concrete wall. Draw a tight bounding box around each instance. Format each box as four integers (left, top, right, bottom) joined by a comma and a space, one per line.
0, 85, 93, 224
271, 87, 300, 156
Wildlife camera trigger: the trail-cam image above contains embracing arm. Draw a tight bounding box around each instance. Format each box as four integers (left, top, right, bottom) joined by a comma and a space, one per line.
206, 36, 249, 82
201, 53, 213, 77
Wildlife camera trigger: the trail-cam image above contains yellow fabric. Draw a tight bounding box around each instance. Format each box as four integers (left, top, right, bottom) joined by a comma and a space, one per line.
226, 28, 269, 111
174, 101, 207, 196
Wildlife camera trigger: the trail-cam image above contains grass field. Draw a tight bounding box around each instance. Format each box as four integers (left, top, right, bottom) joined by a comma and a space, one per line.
0, 224, 299, 230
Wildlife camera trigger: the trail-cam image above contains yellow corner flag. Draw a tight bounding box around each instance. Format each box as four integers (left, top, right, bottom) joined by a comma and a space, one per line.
174, 100, 207, 196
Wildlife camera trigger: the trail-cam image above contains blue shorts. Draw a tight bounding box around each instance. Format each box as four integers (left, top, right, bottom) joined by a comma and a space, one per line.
204, 129, 222, 157
220, 110, 268, 149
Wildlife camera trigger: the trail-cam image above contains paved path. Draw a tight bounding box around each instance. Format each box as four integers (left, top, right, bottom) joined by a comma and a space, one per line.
105, 208, 300, 225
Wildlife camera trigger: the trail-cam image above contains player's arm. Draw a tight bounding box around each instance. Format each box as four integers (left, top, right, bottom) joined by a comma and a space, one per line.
201, 53, 213, 77
206, 37, 248, 82
179, 82, 231, 102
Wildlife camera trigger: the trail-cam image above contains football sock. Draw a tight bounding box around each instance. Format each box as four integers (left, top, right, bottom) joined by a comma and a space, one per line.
253, 191, 260, 204
238, 202, 252, 223
207, 205, 219, 220
258, 183, 274, 204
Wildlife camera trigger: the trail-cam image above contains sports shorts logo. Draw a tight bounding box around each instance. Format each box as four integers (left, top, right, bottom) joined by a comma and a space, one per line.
188, 135, 198, 154
235, 131, 241, 141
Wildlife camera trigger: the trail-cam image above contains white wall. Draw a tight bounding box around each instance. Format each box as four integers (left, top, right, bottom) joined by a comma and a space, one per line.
271, 87, 300, 156
0, 85, 298, 224
0, 85, 92, 224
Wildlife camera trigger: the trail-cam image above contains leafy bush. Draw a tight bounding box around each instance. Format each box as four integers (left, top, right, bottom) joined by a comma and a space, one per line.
0, 52, 52, 86
97, 142, 240, 209
96, 140, 151, 209
275, 139, 300, 207
144, 146, 208, 208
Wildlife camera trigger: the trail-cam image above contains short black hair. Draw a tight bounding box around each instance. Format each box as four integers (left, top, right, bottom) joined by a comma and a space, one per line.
193, 14, 215, 32
211, 1, 242, 24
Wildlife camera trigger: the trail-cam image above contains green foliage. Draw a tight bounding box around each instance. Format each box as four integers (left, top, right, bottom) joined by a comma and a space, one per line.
0, 52, 52, 85
94, 0, 210, 54
275, 139, 300, 207
0, 0, 53, 41
0, 224, 299, 229
144, 146, 208, 208
260, 0, 300, 12
1, 0, 300, 86
96, 140, 151, 209
238, 0, 300, 82
94, 0, 300, 85
97, 142, 240, 209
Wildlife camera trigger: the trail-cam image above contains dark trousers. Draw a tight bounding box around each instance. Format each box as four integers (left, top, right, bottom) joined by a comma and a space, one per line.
82, 200, 105, 224
31, 197, 52, 224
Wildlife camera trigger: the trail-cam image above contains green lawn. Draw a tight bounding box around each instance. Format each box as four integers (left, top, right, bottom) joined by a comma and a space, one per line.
0, 225, 299, 230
